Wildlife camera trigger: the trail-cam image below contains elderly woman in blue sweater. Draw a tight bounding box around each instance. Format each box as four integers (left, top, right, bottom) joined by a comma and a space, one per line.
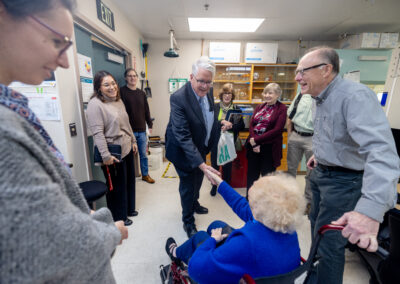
165, 171, 306, 283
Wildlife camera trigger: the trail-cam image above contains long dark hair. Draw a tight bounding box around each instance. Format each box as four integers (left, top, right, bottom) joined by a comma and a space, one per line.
90, 70, 121, 102
2, 0, 76, 18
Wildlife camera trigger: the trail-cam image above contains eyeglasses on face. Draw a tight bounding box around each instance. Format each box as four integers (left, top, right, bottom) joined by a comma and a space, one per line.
195, 77, 213, 86
102, 82, 117, 88
126, 74, 138, 78
30, 15, 73, 56
295, 63, 327, 76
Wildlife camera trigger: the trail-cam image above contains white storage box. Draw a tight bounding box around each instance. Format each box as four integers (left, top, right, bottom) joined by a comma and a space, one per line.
148, 147, 163, 171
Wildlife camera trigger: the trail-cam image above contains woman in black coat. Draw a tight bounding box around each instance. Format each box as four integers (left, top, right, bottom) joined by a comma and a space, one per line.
210, 83, 245, 196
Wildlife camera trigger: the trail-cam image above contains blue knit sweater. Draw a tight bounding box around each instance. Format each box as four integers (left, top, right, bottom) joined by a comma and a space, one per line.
188, 181, 301, 284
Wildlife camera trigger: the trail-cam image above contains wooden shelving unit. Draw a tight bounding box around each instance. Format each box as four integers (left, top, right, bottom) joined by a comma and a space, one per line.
213, 63, 298, 105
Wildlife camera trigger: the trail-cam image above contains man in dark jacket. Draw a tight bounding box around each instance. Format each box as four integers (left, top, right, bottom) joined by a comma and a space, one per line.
165, 56, 220, 238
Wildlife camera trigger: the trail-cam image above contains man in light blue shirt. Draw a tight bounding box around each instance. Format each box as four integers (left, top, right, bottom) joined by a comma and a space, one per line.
295, 46, 399, 284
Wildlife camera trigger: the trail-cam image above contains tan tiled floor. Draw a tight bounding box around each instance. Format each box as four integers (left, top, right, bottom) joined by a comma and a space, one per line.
107, 162, 371, 284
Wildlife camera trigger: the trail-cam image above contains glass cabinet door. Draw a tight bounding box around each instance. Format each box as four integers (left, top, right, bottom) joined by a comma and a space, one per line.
252, 64, 297, 103
214, 65, 252, 102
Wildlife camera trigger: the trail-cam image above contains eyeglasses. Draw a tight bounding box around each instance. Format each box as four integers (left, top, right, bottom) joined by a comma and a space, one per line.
194, 77, 213, 86
30, 15, 73, 56
102, 82, 117, 88
126, 75, 138, 78
295, 63, 327, 76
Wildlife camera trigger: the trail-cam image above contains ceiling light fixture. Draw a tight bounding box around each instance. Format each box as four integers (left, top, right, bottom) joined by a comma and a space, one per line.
188, 17, 264, 33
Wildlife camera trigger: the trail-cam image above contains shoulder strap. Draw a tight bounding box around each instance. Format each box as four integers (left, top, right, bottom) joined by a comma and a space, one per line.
288, 93, 303, 120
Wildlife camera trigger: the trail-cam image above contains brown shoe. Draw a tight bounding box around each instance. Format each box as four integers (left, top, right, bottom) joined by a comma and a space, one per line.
142, 175, 155, 183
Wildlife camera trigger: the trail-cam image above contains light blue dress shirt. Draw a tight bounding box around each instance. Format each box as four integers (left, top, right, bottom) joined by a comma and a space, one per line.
191, 86, 214, 146
312, 75, 400, 222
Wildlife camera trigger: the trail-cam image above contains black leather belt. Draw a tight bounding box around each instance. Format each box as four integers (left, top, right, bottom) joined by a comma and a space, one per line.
318, 164, 364, 174
293, 128, 313, 137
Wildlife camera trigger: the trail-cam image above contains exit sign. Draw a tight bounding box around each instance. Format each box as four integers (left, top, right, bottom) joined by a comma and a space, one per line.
96, 0, 115, 31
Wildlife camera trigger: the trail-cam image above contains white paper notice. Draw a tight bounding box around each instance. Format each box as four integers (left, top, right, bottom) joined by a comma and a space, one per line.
77, 53, 93, 78
245, 42, 278, 63
343, 70, 360, 83
9, 81, 61, 121
81, 77, 94, 103
209, 42, 241, 63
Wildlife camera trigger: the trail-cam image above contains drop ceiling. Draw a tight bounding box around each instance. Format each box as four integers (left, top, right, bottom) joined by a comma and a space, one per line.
112, 0, 400, 41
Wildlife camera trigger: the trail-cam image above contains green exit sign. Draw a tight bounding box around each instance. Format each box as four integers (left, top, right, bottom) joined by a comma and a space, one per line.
96, 0, 115, 31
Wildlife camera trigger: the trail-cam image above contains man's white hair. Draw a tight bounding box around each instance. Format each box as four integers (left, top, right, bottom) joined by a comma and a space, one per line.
192, 56, 215, 77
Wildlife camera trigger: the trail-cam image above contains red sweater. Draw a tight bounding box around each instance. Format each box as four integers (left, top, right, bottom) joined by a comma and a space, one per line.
247, 101, 287, 168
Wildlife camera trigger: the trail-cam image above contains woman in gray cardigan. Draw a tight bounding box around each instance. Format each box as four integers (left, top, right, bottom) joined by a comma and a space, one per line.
0, 0, 127, 283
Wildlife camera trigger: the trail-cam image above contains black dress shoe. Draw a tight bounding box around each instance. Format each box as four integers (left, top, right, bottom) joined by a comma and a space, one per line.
183, 224, 198, 238
195, 205, 209, 214
124, 219, 133, 226
128, 210, 138, 217
210, 186, 217, 196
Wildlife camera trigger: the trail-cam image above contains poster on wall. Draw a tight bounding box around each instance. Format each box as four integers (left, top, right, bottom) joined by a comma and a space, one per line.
9, 80, 61, 121
343, 70, 360, 83
77, 53, 93, 78
209, 42, 241, 63
245, 42, 278, 63
81, 77, 94, 103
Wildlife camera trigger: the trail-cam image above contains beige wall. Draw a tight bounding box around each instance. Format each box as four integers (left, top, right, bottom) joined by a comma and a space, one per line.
146, 39, 339, 137
75, 0, 144, 71
43, 0, 145, 182
146, 40, 203, 137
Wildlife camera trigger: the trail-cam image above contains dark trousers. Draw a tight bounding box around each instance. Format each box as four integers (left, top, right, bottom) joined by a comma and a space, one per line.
176, 220, 233, 264
308, 166, 362, 284
177, 167, 204, 225
211, 143, 233, 187
101, 150, 136, 221
246, 144, 275, 193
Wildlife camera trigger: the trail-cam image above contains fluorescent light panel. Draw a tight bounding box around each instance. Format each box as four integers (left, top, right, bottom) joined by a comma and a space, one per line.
188, 18, 264, 33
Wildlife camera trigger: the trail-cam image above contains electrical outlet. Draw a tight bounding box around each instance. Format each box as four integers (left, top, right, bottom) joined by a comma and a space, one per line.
69, 123, 77, 137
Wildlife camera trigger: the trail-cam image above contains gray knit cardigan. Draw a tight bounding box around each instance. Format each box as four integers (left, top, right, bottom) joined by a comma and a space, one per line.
0, 105, 121, 283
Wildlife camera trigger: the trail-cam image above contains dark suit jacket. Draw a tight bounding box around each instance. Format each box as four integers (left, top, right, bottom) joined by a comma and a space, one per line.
247, 101, 287, 168
165, 82, 218, 175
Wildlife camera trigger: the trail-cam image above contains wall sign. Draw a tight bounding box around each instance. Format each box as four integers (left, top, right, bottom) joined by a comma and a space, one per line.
169, 78, 188, 93
96, 0, 115, 31
209, 42, 241, 63
245, 43, 278, 63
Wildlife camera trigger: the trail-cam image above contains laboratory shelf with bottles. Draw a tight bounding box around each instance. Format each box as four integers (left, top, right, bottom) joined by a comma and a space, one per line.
213, 63, 298, 105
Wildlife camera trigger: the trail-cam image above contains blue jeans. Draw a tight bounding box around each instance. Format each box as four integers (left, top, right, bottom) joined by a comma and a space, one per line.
308, 166, 362, 284
176, 221, 233, 264
134, 132, 148, 176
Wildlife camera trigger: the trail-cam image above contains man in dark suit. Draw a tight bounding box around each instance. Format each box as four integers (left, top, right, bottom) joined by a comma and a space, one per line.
165, 56, 220, 238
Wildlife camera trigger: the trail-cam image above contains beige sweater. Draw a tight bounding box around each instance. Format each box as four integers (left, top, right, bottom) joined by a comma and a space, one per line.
86, 96, 136, 162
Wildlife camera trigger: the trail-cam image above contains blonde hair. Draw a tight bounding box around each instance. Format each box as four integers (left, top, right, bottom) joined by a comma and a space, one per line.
263, 83, 282, 96
248, 172, 306, 234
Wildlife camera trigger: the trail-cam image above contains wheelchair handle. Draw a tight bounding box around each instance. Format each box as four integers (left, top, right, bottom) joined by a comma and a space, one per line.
318, 224, 344, 235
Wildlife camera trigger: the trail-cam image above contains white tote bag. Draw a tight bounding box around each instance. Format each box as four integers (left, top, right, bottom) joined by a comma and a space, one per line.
217, 131, 237, 166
